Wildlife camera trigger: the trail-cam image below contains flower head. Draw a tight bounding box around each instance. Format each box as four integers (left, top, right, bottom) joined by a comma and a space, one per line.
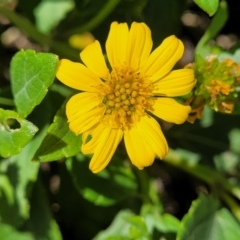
56, 22, 195, 173
185, 55, 240, 123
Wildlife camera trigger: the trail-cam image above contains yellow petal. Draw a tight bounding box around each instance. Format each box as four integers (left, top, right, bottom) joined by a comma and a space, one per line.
82, 123, 106, 154
142, 35, 184, 81
88, 125, 123, 173
126, 22, 152, 71
66, 92, 105, 135
153, 69, 195, 97
151, 98, 191, 124
124, 115, 168, 169
69, 107, 104, 135
106, 22, 129, 68
135, 115, 168, 159
80, 40, 110, 80
56, 59, 104, 92
124, 127, 155, 169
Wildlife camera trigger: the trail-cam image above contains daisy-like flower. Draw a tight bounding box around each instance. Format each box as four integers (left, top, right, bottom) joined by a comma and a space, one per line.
56, 22, 195, 173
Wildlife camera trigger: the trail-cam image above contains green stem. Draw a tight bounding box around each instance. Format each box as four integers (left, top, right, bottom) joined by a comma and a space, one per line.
196, 1, 228, 55
50, 83, 73, 97
64, 0, 121, 37
0, 97, 15, 106
0, 7, 79, 61
219, 191, 240, 221
163, 149, 240, 200
171, 131, 228, 150
133, 168, 151, 204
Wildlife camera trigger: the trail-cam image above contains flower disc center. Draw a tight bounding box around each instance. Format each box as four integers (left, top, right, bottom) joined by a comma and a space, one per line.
102, 66, 153, 128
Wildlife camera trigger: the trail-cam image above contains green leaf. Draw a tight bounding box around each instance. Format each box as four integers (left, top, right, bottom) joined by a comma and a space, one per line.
214, 151, 240, 173
93, 210, 135, 240
66, 154, 137, 206
10, 49, 58, 118
94, 210, 151, 240
0, 108, 38, 157
33, 104, 81, 162
24, 178, 63, 240
0, 128, 46, 227
142, 204, 180, 235
177, 194, 240, 240
194, 0, 219, 16
196, 1, 228, 57
0, 223, 34, 240
34, 0, 75, 34
126, 216, 150, 239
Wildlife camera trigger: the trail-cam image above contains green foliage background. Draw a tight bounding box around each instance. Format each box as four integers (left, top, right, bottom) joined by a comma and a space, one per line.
1, 0, 240, 239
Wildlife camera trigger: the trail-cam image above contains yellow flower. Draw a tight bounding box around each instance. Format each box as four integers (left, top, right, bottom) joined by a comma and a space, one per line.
56, 22, 195, 173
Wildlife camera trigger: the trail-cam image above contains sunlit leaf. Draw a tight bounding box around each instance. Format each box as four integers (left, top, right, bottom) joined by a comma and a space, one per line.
177, 194, 240, 240
194, 0, 219, 16
33, 104, 81, 162
66, 154, 137, 206
126, 216, 149, 239
0, 108, 38, 158
10, 49, 58, 118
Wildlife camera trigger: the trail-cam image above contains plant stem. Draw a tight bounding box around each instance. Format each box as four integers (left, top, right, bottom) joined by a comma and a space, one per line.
0, 97, 15, 106
0, 7, 79, 61
133, 168, 151, 204
219, 191, 240, 221
163, 149, 240, 200
64, 0, 121, 37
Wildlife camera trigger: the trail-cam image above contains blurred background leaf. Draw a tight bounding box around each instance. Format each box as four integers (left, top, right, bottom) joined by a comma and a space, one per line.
177, 194, 240, 240
0, 127, 45, 227
66, 154, 137, 206
34, 0, 75, 34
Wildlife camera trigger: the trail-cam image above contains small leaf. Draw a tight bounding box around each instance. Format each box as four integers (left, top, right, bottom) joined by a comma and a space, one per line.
177, 194, 240, 240
194, 0, 219, 16
10, 49, 58, 117
0, 108, 38, 157
214, 151, 240, 173
33, 104, 81, 162
34, 0, 75, 34
93, 210, 134, 240
66, 154, 137, 206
